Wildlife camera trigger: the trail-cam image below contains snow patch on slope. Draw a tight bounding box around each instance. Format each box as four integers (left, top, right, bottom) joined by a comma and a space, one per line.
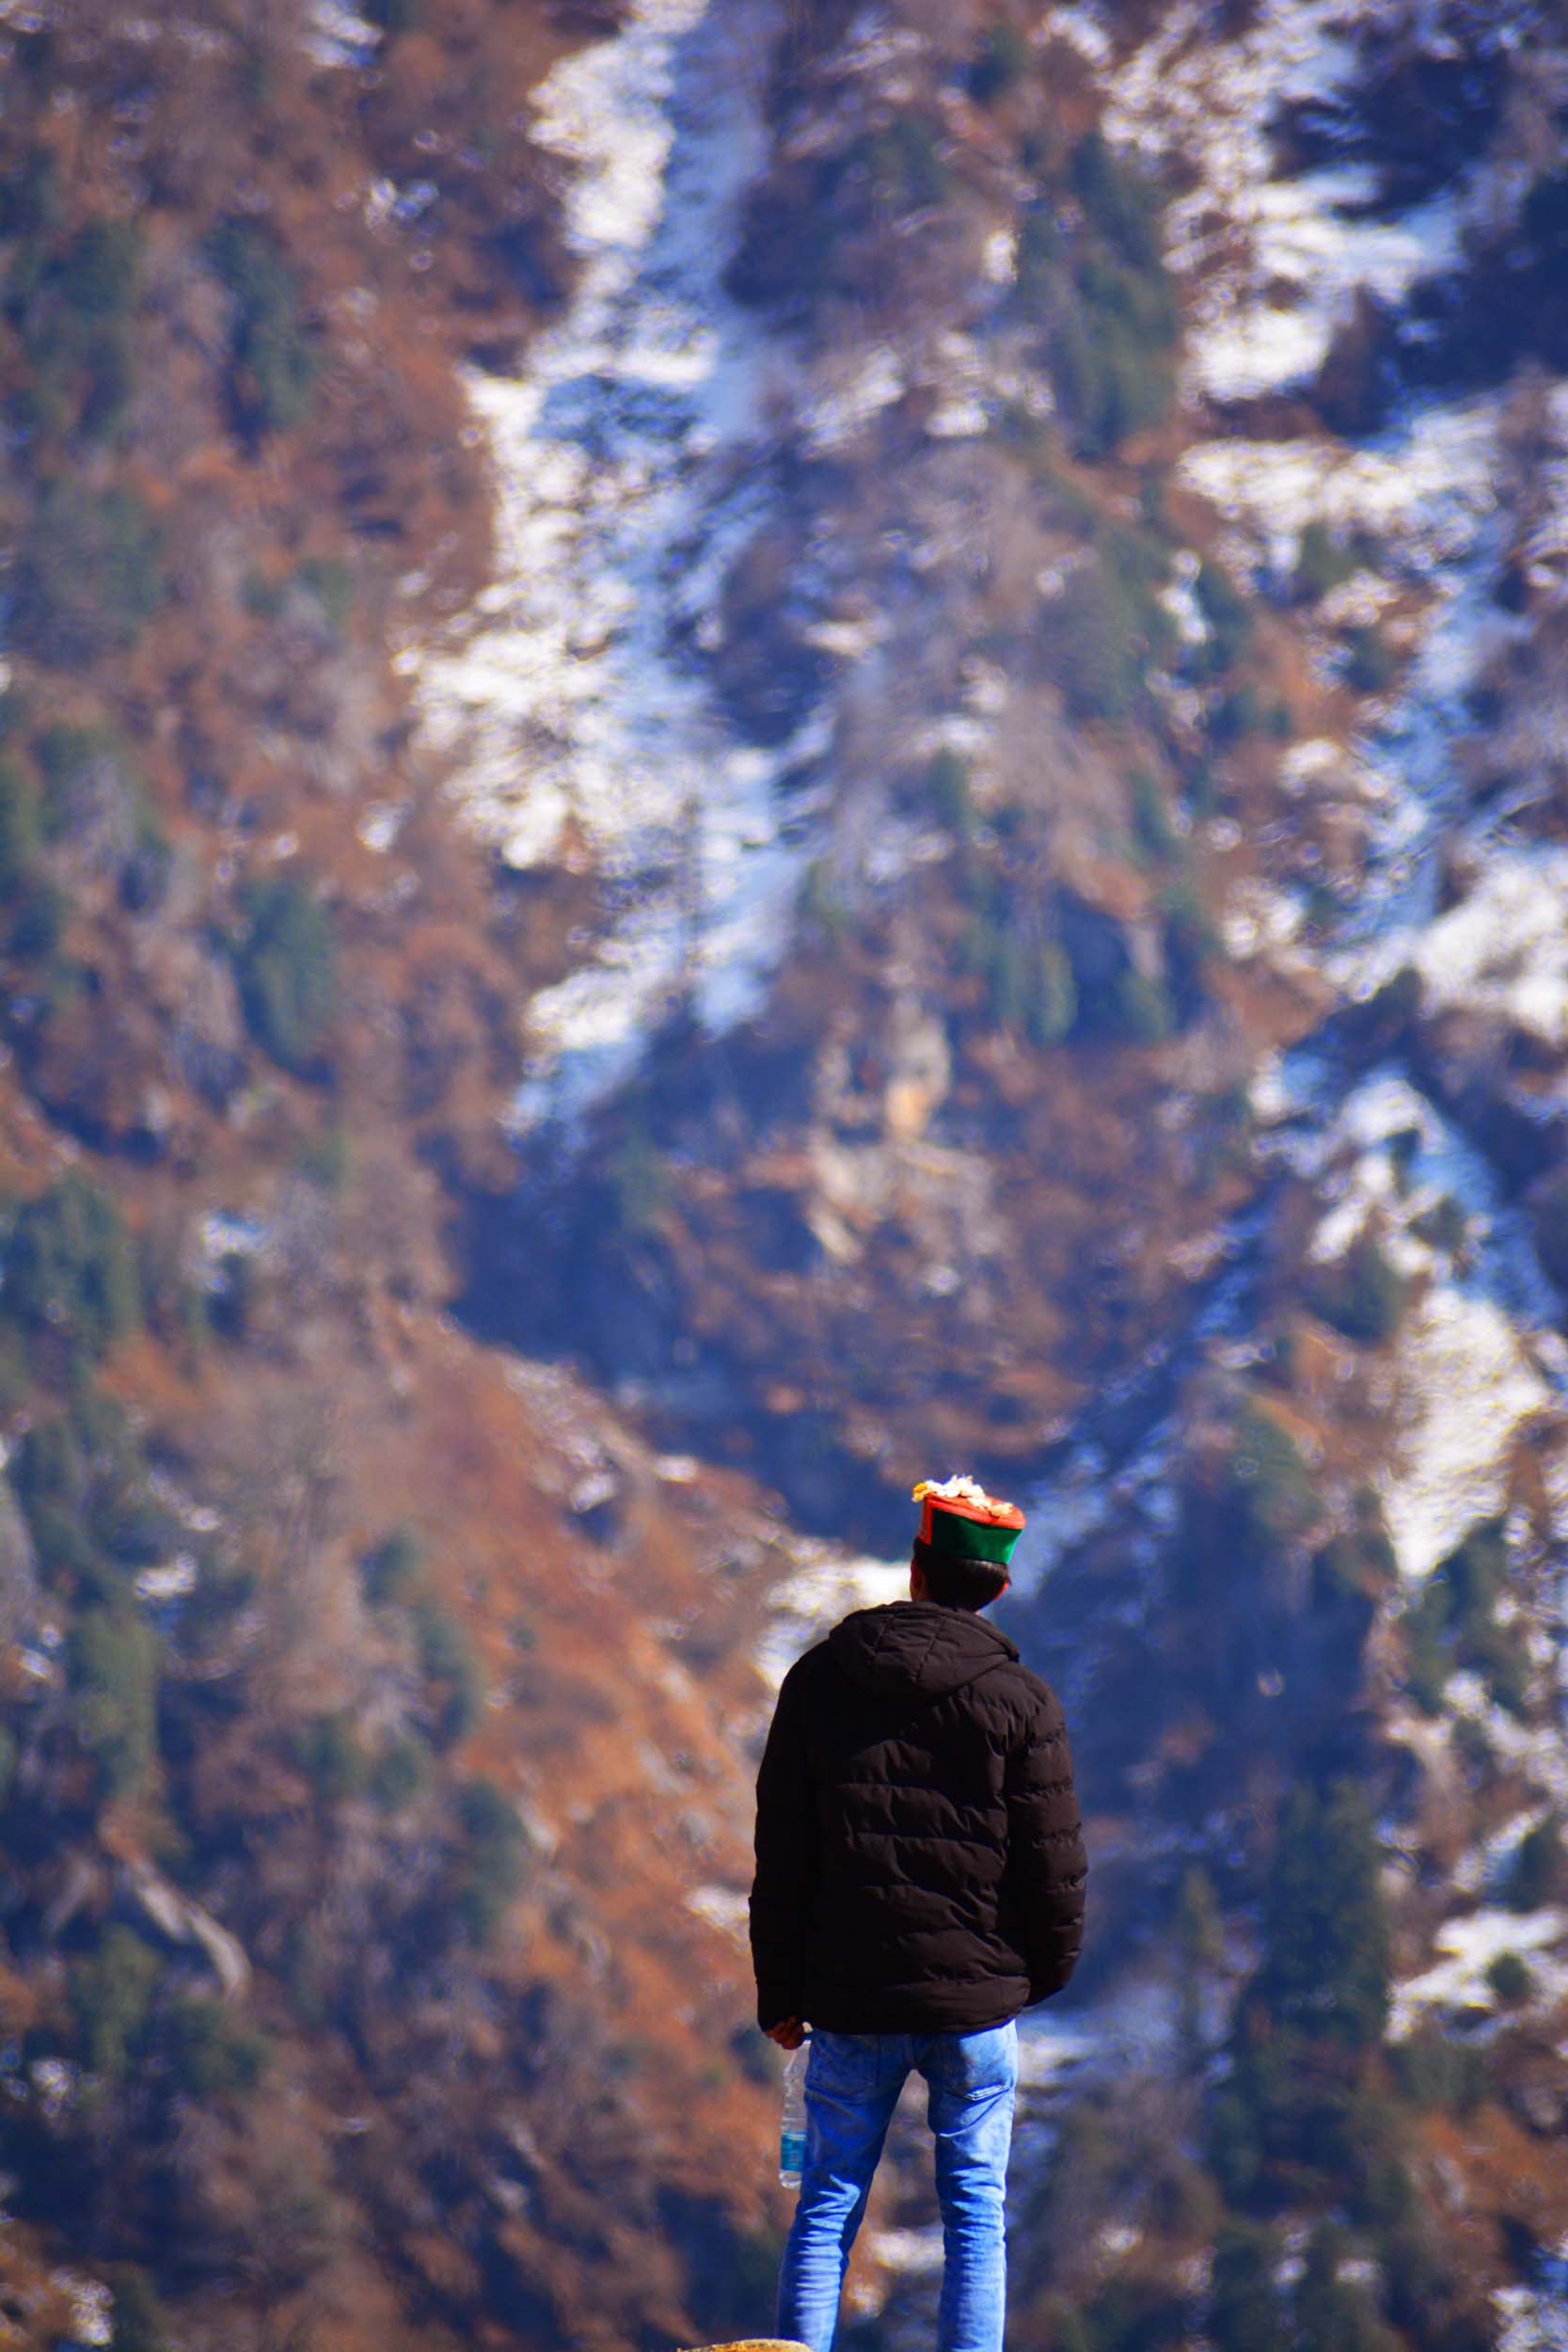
1497, 2271, 1568, 2352
1178, 393, 1503, 577
1096, 0, 1495, 404
1390, 1904, 1568, 2038
753, 1549, 907, 1693
1418, 847, 1568, 1049
406, 0, 827, 1130
1285, 1069, 1565, 1332
1181, 381, 1568, 1051
306, 0, 378, 69
1381, 1287, 1550, 1581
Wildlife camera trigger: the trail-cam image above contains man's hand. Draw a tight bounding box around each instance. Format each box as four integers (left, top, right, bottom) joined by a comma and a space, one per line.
765, 2017, 805, 2049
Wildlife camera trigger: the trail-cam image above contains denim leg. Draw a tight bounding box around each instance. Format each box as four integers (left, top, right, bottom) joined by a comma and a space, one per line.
778, 2034, 908, 2352
920, 2024, 1018, 2352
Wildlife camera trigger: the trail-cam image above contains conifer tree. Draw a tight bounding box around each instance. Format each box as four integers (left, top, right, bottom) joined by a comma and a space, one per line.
1209, 2220, 1287, 2352
1257, 1781, 1390, 2048
1294, 2222, 1399, 2352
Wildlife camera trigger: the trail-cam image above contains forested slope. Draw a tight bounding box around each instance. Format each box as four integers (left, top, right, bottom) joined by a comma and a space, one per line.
0, 9, 801, 2348
3, 3, 1568, 2351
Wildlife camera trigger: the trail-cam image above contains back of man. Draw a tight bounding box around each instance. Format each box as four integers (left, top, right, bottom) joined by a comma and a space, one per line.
750, 1478, 1086, 2352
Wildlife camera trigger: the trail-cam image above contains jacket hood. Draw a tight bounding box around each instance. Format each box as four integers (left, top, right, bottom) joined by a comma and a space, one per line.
827, 1601, 1020, 1702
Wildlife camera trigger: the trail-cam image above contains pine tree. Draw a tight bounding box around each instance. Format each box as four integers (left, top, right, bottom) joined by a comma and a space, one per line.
1257, 1781, 1390, 2047
1176, 1865, 1225, 2053
109, 2270, 170, 2352
1209, 2220, 1288, 2352
1294, 2222, 1399, 2352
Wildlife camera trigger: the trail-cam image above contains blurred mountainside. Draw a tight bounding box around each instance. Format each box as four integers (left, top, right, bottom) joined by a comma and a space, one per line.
1, 3, 1568, 2352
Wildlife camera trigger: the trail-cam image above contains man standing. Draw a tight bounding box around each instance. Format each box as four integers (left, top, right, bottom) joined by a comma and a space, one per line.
750, 1476, 1086, 2352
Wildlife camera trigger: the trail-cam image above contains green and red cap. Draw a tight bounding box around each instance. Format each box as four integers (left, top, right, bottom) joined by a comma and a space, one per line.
912, 1473, 1025, 1568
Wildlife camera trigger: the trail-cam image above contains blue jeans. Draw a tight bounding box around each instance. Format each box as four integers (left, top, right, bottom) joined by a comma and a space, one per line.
777, 2023, 1018, 2352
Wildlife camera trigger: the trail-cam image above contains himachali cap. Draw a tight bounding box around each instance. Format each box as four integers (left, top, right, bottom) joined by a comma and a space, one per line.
912, 1473, 1025, 1568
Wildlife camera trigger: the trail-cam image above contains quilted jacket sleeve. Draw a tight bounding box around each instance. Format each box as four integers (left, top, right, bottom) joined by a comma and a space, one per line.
749, 1659, 817, 2031
1005, 1683, 1086, 2003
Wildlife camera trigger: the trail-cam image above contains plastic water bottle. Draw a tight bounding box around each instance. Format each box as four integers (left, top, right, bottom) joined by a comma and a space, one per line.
779, 2038, 809, 2186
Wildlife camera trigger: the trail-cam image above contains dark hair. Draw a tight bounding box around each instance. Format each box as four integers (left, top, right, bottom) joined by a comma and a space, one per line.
911, 1536, 1010, 1612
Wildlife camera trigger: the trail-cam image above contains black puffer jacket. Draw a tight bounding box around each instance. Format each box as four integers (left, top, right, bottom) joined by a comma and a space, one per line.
750, 1601, 1085, 2034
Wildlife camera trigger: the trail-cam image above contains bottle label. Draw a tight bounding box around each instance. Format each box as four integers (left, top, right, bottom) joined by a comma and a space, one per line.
779, 2129, 806, 2184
